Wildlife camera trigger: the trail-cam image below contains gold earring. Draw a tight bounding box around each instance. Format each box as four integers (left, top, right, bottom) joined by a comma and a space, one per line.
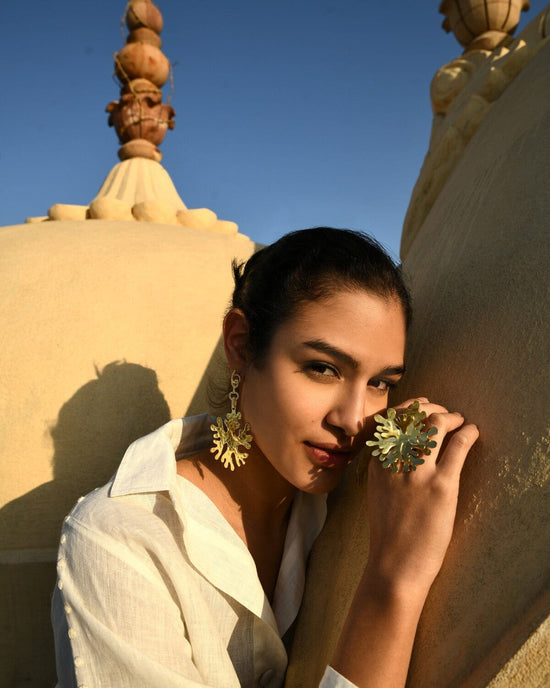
210, 370, 253, 470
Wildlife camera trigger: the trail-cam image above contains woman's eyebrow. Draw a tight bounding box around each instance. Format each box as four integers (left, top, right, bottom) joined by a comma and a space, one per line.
378, 365, 406, 377
303, 340, 405, 377
303, 339, 359, 369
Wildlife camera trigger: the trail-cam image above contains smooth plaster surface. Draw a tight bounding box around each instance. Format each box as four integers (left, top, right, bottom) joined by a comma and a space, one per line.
0, 220, 254, 685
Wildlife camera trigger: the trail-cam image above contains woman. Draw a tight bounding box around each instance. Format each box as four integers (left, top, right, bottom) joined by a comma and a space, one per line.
52, 227, 479, 687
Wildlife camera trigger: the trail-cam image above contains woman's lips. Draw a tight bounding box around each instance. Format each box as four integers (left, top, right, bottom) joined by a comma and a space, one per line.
304, 442, 353, 469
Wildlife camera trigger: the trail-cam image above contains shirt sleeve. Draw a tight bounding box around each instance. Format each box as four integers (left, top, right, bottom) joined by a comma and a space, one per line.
320, 665, 359, 688
52, 507, 220, 688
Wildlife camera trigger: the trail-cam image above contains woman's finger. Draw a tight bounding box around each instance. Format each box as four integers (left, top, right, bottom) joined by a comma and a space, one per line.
393, 399, 449, 419
418, 410, 465, 462
437, 423, 480, 477
394, 396, 431, 409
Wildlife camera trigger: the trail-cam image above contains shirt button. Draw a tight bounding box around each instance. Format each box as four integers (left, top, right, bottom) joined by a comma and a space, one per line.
259, 668, 275, 686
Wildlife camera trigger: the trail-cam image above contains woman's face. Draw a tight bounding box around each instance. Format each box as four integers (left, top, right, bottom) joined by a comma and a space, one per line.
239, 289, 407, 494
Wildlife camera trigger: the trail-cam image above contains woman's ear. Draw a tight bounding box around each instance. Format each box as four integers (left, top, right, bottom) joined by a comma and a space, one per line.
223, 309, 250, 371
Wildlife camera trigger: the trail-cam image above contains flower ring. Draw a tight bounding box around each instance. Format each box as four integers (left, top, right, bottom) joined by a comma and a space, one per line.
366, 400, 438, 473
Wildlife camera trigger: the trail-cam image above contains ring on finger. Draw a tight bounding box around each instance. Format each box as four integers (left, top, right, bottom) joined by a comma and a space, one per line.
366, 400, 438, 473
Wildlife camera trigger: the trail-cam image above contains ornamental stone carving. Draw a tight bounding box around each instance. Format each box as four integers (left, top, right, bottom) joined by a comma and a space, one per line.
37, 0, 241, 234
401, 4, 549, 258
107, 0, 175, 162
439, 0, 530, 52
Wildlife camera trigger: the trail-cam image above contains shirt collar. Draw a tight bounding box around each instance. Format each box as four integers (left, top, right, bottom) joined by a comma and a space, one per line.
109, 414, 213, 497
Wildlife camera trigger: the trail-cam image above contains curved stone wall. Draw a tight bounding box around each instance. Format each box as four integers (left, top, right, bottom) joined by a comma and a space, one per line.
288, 11, 550, 688
0, 220, 254, 685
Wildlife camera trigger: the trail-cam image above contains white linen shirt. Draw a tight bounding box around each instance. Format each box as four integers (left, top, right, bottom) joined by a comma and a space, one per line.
52, 414, 356, 688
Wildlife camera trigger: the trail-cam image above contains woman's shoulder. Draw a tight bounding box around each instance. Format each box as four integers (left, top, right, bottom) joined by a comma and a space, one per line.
63, 480, 164, 538
59, 485, 185, 589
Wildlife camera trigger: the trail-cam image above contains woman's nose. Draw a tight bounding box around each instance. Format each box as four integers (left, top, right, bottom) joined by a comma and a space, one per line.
325, 387, 370, 438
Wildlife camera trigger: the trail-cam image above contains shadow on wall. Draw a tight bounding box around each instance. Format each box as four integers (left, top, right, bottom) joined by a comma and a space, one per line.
186, 335, 229, 418
1, 361, 171, 688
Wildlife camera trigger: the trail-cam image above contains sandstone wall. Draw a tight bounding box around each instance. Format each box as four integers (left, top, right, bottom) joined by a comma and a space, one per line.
0, 220, 254, 686
288, 9, 550, 688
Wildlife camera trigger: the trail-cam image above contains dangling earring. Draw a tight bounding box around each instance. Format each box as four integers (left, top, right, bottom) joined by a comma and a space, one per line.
210, 370, 253, 470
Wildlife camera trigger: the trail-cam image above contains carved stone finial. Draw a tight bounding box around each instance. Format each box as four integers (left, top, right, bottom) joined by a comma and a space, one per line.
38, 0, 240, 231
106, 0, 175, 162
439, 0, 530, 52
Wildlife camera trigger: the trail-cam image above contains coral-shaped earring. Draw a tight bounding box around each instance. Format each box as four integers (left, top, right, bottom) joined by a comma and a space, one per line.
210, 371, 253, 470
366, 400, 438, 472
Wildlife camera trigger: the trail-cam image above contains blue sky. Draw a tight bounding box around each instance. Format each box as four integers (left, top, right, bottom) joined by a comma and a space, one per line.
1, 0, 544, 259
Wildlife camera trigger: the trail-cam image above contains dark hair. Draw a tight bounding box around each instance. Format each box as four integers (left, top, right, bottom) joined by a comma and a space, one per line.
231, 227, 411, 363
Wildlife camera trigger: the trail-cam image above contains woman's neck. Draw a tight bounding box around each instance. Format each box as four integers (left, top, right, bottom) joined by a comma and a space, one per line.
177, 443, 297, 600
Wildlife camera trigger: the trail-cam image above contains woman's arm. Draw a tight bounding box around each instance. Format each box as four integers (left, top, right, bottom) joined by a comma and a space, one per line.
331, 402, 479, 687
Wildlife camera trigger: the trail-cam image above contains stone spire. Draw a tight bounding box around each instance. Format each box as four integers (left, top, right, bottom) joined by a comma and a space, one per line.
107, 0, 175, 162
28, 0, 239, 234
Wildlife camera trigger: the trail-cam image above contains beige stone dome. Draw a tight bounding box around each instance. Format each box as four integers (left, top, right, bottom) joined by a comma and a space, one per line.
0, 219, 254, 683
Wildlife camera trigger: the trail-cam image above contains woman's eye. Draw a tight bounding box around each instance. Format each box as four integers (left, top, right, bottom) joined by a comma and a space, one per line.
306, 362, 339, 378
369, 378, 395, 393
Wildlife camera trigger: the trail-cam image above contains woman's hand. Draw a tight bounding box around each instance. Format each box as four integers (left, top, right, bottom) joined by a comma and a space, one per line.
366, 398, 479, 593
331, 398, 478, 687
